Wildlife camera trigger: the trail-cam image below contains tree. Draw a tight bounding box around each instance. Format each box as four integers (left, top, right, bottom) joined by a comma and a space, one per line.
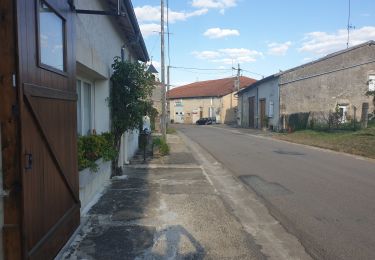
108, 57, 156, 175
366, 90, 375, 114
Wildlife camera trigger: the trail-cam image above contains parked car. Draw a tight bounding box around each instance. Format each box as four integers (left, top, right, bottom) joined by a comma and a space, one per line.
209, 117, 217, 124
196, 118, 212, 125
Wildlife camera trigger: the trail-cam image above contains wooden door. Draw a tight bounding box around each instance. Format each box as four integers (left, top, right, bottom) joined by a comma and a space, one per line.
260, 99, 266, 128
248, 97, 255, 128
16, 0, 79, 259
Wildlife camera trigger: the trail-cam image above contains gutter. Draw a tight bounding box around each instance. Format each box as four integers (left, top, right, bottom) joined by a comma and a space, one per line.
123, 0, 149, 61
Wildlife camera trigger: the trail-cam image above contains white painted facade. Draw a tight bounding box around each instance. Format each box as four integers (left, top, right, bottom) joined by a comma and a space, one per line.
75, 0, 148, 211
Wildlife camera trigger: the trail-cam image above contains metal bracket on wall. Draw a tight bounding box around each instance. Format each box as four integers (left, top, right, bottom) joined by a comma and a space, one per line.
68, 0, 128, 17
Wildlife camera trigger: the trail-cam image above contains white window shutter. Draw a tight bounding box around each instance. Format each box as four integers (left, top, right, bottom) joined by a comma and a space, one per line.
369, 75, 375, 91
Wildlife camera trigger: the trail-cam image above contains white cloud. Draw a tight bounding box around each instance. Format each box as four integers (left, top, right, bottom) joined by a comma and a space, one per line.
192, 50, 221, 59
192, 0, 237, 13
192, 48, 263, 64
203, 27, 240, 39
267, 41, 292, 56
139, 23, 160, 37
299, 26, 375, 55
134, 5, 208, 23
302, 57, 313, 62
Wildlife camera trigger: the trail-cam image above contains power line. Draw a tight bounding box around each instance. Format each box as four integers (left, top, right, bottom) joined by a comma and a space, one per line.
170, 66, 232, 71
241, 69, 265, 78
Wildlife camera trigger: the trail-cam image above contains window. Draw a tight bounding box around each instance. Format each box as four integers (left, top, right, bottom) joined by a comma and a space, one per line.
369, 75, 375, 91
76, 79, 93, 135
338, 104, 348, 123
77, 80, 82, 133
39, 0, 65, 71
83, 82, 92, 135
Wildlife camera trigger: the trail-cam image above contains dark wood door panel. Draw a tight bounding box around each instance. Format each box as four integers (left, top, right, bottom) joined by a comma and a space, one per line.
22, 108, 77, 250
248, 97, 255, 128
23, 92, 79, 204
16, 0, 79, 258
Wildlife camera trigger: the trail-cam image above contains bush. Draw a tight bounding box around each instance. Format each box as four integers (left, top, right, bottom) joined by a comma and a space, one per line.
287, 112, 310, 131
78, 132, 118, 172
153, 137, 170, 156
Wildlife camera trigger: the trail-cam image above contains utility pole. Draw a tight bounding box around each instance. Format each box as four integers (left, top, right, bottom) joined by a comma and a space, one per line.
160, 0, 166, 139
235, 64, 241, 126
235, 63, 240, 91
167, 65, 170, 125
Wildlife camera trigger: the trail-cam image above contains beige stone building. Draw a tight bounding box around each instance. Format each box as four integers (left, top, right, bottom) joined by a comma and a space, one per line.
168, 77, 256, 124
280, 41, 375, 126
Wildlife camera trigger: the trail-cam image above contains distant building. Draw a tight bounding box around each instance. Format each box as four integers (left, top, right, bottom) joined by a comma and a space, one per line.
168, 77, 257, 124
238, 74, 280, 130
238, 41, 375, 130
279, 41, 375, 127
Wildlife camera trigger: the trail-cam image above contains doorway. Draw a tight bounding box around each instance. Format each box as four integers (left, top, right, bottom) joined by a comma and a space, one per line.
248, 97, 255, 128
260, 99, 266, 128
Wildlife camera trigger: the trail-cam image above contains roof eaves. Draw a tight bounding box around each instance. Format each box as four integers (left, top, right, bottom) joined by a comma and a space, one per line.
123, 0, 149, 62
281, 40, 375, 75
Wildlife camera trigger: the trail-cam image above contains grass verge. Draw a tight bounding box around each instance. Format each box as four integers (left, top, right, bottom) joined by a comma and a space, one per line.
274, 122, 375, 159
167, 127, 177, 134
153, 137, 170, 156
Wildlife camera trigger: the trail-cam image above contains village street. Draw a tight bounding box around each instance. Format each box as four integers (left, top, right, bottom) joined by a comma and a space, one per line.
177, 124, 375, 260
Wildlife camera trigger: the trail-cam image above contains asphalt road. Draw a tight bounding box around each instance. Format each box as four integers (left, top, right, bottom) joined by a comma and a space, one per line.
176, 124, 375, 260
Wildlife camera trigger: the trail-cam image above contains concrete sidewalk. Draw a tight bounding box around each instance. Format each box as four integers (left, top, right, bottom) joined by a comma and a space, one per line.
60, 134, 265, 259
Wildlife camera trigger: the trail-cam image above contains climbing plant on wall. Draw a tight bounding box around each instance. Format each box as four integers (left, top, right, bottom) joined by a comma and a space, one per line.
108, 57, 156, 175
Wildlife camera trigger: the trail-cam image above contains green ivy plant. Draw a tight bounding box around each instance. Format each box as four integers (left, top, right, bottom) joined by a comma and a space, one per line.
77, 132, 118, 172
108, 57, 156, 175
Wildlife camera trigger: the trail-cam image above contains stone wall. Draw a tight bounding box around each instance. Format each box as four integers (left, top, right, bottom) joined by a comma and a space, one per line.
280, 43, 375, 121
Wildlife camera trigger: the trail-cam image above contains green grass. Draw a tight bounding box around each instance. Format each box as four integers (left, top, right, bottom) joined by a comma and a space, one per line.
275, 122, 375, 159
167, 127, 177, 134
153, 137, 170, 156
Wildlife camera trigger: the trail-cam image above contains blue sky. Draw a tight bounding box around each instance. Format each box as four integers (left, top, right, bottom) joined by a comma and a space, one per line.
133, 0, 375, 87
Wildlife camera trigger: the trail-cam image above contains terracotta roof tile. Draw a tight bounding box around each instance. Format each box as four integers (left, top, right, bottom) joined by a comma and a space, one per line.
168, 76, 257, 99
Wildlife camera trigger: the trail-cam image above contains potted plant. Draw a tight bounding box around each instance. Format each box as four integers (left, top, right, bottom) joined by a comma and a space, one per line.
262, 116, 269, 131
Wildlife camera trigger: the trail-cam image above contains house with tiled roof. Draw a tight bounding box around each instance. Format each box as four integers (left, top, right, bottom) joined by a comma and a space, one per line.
168, 76, 257, 124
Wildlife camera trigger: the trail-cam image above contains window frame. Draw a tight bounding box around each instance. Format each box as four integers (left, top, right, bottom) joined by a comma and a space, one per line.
76, 77, 94, 136
36, 0, 68, 76
369, 75, 375, 92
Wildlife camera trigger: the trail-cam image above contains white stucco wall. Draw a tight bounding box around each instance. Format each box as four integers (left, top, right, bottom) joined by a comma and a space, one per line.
75, 0, 141, 177
76, 0, 133, 75
75, 0, 136, 134
93, 80, 110, 133
118, 130, 139, 166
